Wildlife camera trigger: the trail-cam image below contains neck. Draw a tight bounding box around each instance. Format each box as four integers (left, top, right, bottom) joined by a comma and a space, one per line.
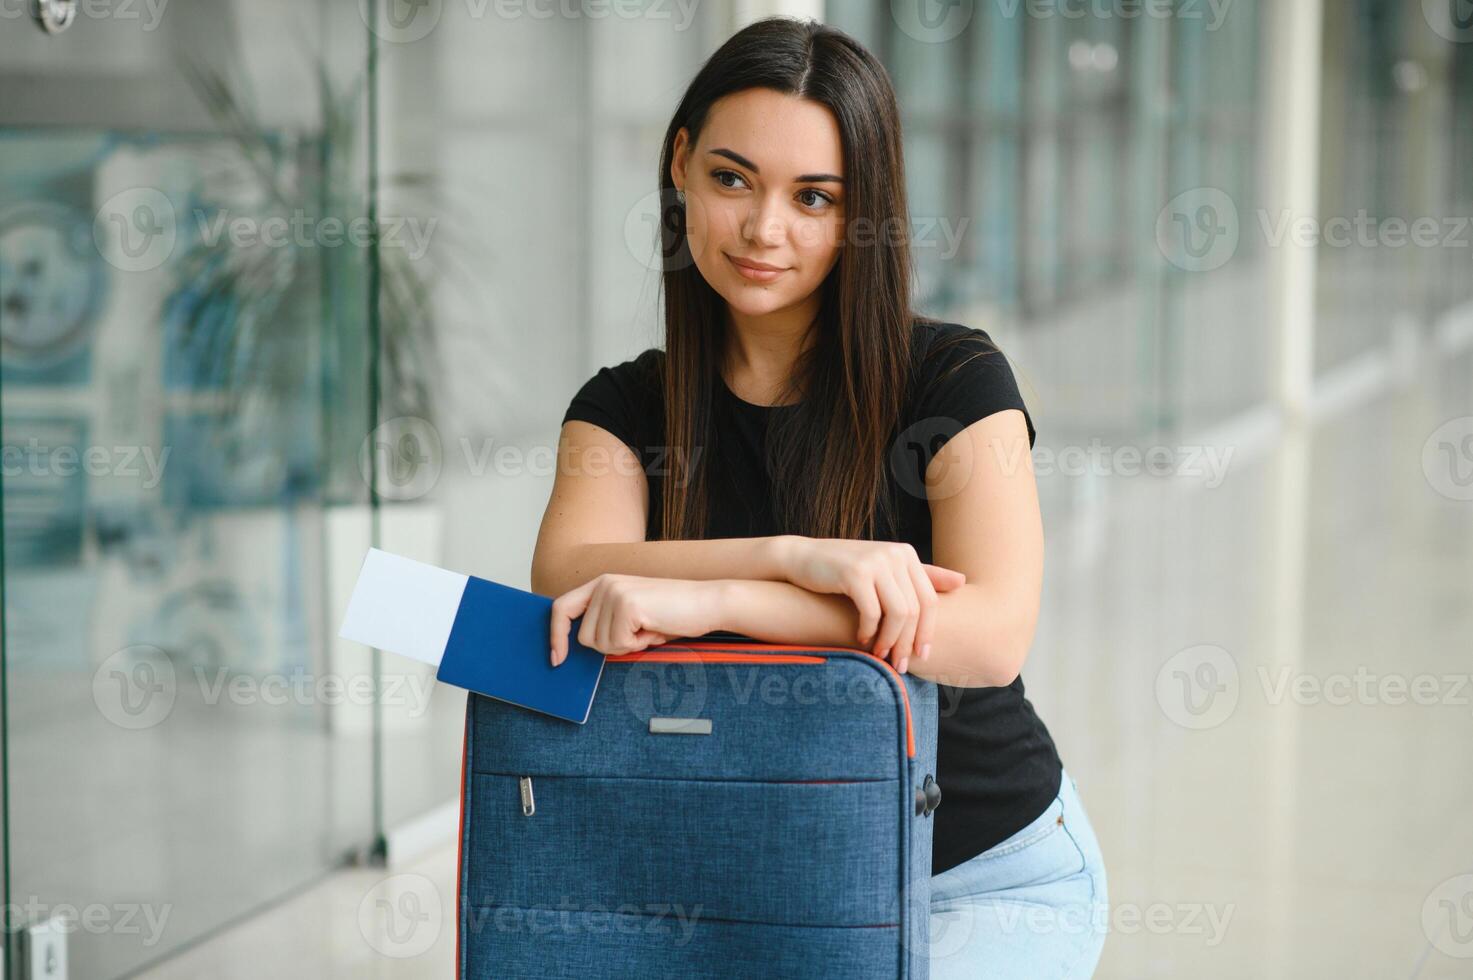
722, 298, 821, 402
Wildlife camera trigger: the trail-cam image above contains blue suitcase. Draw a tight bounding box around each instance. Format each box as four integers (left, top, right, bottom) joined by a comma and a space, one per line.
455, 631, 941, 979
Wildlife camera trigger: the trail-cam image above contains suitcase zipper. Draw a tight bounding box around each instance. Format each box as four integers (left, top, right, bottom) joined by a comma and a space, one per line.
505, 773, 878, 816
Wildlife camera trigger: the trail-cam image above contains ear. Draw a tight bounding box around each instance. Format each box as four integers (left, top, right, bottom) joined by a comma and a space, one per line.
670, 126, 691, 193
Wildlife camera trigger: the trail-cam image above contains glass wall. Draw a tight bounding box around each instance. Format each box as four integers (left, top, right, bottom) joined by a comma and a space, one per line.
828, 0, 1473, 446
362, 0, 730, 831
1317, 0, 1473, 374
827, 0, 1266, 455
369, 0, 733, 830
2, 1, 739, 976
0, 3, 376, 975
836, 0, 1272, 442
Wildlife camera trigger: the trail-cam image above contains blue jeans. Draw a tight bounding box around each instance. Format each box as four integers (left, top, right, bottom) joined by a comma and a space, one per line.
928, 768, 1109, 978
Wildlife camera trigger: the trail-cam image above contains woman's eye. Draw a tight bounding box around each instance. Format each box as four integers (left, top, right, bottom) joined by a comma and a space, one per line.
713, 169, 747, 190
712, 170, 833, 209
798, 189, 834, 209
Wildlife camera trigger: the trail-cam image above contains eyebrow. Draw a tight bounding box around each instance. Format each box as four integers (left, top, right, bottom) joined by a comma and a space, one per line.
708, 147, 844, 184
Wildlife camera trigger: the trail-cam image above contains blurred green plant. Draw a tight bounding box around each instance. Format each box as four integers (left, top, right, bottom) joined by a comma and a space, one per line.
165, 53, 443, 501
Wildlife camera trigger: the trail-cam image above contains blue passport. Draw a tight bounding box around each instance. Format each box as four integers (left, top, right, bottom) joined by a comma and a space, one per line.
436, 575, 606, 724
337, 548, 606, 724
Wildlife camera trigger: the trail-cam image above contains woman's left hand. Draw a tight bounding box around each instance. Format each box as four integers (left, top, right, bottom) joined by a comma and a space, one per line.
549, 573, 724, 666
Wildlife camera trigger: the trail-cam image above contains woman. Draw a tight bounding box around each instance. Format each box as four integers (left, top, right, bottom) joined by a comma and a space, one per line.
530, 16, 1108, 978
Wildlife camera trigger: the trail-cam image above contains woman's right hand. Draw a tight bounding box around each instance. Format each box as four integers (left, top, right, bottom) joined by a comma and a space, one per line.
774, 536, 967, 671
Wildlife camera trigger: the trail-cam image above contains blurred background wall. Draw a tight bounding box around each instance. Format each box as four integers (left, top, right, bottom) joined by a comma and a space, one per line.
1, 0, 1470, 976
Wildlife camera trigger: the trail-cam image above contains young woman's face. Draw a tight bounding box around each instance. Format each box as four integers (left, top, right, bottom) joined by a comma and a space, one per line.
671, 88, 846, 319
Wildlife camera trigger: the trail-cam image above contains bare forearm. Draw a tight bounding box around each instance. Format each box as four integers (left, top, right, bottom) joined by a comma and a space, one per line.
712, 579, 1026, 688
532, 535, 791, 597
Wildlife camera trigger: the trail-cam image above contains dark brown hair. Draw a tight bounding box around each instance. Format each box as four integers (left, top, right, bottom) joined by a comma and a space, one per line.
654, 16, 955, 543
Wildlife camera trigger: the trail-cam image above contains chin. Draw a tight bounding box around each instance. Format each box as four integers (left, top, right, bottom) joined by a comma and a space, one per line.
719, 289, 795, 317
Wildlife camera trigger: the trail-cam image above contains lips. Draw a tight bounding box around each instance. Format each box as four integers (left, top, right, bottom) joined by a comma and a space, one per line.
727, 253, 788, 282
729, 255, 785, 271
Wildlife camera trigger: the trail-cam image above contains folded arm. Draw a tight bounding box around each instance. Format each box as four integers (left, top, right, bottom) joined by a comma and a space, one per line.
706, 408, 1042, 688
534, 413, 1042, 688
708, 578, 1015, 688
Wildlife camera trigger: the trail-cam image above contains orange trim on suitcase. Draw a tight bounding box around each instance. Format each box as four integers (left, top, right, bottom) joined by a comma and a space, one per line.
615, 652, 826, 665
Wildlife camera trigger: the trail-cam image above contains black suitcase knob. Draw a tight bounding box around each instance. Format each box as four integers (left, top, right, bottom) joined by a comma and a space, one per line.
915, 774, 941, 817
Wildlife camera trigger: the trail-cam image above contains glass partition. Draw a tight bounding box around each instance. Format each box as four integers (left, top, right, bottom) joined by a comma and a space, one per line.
1317, 1, 1473, 374
0, 3, 375, 974
1, 2, 737, 975
827, 0, 1266, 499
369, 0, 733, 834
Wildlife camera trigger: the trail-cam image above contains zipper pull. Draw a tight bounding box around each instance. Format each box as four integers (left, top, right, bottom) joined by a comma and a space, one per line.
519, 776, 535, 816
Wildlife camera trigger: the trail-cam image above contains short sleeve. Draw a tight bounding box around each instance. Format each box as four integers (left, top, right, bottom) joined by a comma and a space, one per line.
911, 323, 1037, 463
561, 349, 661, 459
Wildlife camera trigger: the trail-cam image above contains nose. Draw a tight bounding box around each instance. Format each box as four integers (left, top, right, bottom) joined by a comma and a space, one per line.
742, 194, 787, 249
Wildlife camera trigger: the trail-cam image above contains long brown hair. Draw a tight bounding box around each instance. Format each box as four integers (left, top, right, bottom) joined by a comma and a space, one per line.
655, 16, 938, 543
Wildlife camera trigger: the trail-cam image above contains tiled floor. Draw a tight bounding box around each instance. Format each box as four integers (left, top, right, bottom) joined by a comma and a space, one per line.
131, 342, 1473, 979
136, 841, 459, 979
1026, 374, 1473, 978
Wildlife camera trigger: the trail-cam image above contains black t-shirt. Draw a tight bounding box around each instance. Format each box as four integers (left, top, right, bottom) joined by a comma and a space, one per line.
560, 317, 1063, 876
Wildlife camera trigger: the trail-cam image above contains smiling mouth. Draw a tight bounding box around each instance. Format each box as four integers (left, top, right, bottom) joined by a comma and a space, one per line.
726, 254, 789, 280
